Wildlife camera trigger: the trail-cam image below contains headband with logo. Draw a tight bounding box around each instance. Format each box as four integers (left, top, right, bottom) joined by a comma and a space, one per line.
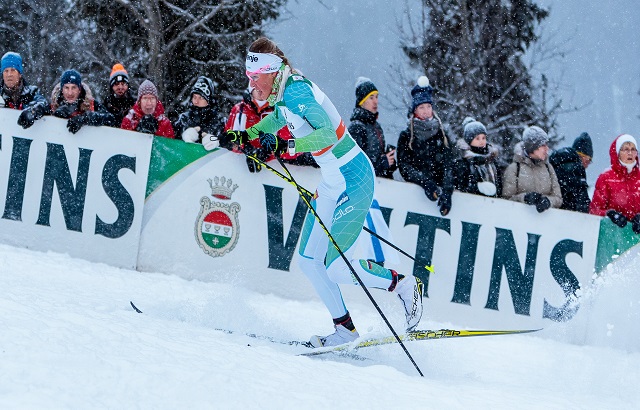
246, 52, 283, 77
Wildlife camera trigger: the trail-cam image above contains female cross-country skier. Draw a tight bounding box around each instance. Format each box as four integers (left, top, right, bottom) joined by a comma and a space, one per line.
215, 37, 423, 347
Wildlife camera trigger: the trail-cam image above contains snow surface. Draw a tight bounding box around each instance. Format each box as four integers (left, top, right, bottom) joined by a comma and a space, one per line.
2, 242, 639, 408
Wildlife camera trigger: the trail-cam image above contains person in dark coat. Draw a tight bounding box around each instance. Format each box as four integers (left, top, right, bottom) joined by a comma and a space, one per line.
50, 69, 116, 134
1, 52, 49, 129
454, 117, 501, 197
348, 77, 396, 179
549, 132, 593, 213
174, 76, 224, 149
397, 75, 455, 216
103, 63, 136, 126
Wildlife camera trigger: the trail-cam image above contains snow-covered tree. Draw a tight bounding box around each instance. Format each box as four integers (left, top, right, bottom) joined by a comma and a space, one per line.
77, 0, 285, 117
400, 0, 562, 163
0, 0, 81, 92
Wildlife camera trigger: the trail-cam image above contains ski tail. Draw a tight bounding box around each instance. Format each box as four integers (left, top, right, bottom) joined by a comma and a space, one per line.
130, 301, 143, 313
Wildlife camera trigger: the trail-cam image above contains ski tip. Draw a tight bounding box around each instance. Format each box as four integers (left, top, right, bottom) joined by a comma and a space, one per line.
130, 301, 143, 313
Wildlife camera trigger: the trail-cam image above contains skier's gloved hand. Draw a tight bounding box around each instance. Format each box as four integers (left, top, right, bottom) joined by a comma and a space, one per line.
223, 130, 249, 148
438, 190, 452, 216
523, 192, 542, 206
137, 115, 158, 134
182, 126, 201, 143
202, 132, 219, 151
67, 114, 89, 134
422, 180, 441, 202
54, 103, 78, 119
535, 195, 551, 213
17, 108, 35, 129
476, 181, 497, 196
244, 145, 270, 173
631, 214, 640, 234
258, 131, 285, 155
606, 210, 628, 228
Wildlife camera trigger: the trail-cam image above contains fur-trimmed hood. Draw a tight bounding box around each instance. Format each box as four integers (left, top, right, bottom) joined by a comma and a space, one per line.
50, 82, 94, 113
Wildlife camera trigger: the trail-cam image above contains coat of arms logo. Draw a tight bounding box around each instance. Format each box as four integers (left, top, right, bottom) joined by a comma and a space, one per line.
195, 176, 240, 257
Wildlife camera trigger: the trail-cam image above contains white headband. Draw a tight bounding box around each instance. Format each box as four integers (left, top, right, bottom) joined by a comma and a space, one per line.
246, 52, 283, 76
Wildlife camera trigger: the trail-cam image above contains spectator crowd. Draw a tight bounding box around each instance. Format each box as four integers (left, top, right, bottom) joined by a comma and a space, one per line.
1, 50, 638, 233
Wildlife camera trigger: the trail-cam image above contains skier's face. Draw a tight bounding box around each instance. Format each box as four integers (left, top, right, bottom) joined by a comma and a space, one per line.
248, 72, 277, 101
2, 67, 21, 89
470, 133, 487, 148
618, 142, 638, 164
62, 84, 81, 103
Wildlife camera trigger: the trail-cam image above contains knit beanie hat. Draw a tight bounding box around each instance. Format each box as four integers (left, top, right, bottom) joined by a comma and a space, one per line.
572, 132, 593, 159
410, 76, 433, 115
109, 63, 129, 87
355, 77, 378, 107
522, 126, 549, 154
615, 134, 637, 154
60, 69, 82, 87
462, 117, 487, 144
1, 52, 23, 75
191, 76, 215, 103
137, 79, 158, 100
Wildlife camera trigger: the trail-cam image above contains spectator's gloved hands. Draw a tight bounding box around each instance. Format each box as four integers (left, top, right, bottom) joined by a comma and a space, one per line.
258, 131, 285, 155
606, 210, 628, 228
201, 132, 219, 151
477, 181, 497, 196
438, 190, 452, 216
422, 180, 441, 202
137, 115, 158, 134
523, 192, 542, 206
182, 126, 200, 143
67, 114, 89, 134
54, 103, 78, 119
631, 214, 640, 234
17, 108, 35, 129
535, 196, 551, 213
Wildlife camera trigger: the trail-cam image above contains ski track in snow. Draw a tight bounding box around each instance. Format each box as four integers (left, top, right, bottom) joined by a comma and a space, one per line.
1, 244, 639, 408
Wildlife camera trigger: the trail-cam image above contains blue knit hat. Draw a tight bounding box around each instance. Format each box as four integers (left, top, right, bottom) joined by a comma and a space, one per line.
572, 132, 593, 159
410, 75, 433, 115
1, 52, 23, 75
60, 69, 82, 87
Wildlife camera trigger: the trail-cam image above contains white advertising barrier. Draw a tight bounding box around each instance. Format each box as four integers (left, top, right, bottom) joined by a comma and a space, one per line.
139, 146, 602, 330
0, 109, 152, 268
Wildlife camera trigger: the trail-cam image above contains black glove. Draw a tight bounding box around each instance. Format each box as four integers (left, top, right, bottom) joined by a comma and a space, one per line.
244, 145, 270, 173
422, 180, 441, 202
67, 114, 89, 134
225, 130, 249, 147
535, 196, 551, 213
258, 131, 285, 155
54, 103, 78, 119
438, 191, 452, 216
606, 210, 628, 228
17, 109, 35, 129
524, 192, 542, 206
136, 115, 158, 134
631, 214, 640, 234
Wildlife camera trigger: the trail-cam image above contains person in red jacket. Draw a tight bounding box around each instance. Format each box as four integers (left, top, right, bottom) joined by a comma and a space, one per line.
224, 86, 315, 171
121, 79, 175, 139
590, 134, 640, 233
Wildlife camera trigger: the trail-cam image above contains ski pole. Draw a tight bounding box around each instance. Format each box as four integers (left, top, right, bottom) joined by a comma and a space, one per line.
244, 152, 434, 273
260, 152, 424, 376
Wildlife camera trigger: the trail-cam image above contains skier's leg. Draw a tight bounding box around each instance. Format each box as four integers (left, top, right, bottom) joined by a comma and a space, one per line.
298, 187, 348, 319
